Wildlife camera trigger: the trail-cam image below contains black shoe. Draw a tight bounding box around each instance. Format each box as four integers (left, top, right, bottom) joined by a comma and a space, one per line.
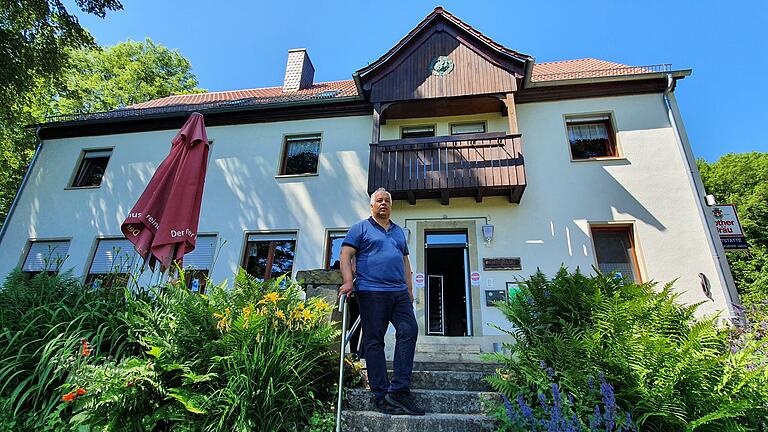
385, 391, 425, 416
373, 396, 406, 415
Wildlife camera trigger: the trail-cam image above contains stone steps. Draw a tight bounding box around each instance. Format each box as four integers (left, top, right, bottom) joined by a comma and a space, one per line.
361, 370, 494, 391
341, 361, 501, 432
341, 411, 498, 432
346, 388, 500, 414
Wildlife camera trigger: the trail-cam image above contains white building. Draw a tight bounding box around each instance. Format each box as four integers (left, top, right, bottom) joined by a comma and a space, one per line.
0, 8, 739, 353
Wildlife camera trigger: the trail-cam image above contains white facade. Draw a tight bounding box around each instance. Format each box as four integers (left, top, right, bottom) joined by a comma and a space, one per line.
0, 91, 737, 351
0, 8, 739, 354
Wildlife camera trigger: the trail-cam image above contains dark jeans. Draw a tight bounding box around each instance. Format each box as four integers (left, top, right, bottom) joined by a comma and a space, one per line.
356, 289, 418, 399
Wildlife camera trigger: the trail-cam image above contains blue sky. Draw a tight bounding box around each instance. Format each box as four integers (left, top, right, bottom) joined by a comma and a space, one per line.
72, 0, 767, 161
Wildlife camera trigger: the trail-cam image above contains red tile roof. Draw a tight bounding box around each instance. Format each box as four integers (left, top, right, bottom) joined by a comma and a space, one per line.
531, 58, 667, 82
129, 79, 358, 109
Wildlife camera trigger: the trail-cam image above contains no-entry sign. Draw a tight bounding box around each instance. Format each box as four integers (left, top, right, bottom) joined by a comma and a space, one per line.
470, 271, 481, 287
414, 273, 425, 289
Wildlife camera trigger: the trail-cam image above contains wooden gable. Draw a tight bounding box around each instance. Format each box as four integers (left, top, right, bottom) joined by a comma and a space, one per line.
356, 12, 530, 103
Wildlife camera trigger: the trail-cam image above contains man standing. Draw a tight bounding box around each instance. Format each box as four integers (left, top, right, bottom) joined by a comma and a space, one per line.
338, 188, 424, 416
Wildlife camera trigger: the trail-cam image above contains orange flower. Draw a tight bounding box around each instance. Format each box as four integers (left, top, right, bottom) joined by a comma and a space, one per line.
81, 339, 91, 357
76, 388, 87, 396
62, 392, 75, 402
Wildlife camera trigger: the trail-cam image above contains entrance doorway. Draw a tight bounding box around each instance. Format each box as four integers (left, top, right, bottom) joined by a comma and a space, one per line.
425, 231, 472, 336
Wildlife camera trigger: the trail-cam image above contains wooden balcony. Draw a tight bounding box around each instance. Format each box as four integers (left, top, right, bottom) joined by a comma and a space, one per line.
368, 132, 526, 204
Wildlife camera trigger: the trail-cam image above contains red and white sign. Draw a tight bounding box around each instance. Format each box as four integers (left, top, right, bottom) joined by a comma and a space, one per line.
711, 204, 744, 237
414, 273, 425, 289
470, 271, 481, 287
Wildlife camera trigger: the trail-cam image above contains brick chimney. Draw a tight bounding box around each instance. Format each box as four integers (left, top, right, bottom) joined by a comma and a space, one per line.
282, 48, 315, 92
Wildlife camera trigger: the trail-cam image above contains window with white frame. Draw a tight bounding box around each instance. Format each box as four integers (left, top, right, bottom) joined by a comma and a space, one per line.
590, 226, 640, 282
22, 240, 70, 275
242, 233, 297, 280
71, 149, 112, 187
566, 115, 617, 159
280, 134, 321, 175
86, 238, 141, 288
450, 122, 486, 135
401, 125, 435, 139
325, 230, 348, 270
182, 235, 217, 294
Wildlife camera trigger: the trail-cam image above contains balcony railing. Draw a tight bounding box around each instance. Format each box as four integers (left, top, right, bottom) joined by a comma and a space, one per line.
368, 132, 526, 204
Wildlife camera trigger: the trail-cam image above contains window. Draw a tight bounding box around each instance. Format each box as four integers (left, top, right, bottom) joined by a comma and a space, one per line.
566, 116, 616, 159
401, 125, 435, 139
280, 134, 321, 175
325, 230, 348, 269
86, 238, 140, 288
450, 122, 486, 135
182, 235, 217, 294
591, 226, 640, 282
22, 240, 70, 275
71, 149, 112, 187
243, 233, 297, 280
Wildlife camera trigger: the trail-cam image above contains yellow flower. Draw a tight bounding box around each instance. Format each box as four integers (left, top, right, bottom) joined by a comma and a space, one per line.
257, 292, 285, 305
242, 305, 253, 328
314, 299, 329, 311
300, 309, 313, 322
214, 308, 232, 331
275, 310, 286, 321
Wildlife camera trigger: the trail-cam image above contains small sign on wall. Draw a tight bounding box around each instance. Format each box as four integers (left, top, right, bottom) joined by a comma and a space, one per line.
483, 257, 522, 270
414, 273, 425, 289
711, 204, 748, 250
470, 271, 481, 287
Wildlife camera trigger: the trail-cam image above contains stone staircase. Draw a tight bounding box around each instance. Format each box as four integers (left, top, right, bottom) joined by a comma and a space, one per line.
340, 361, 501, 432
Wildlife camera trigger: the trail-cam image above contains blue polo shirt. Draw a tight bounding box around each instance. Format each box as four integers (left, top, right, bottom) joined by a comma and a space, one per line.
342, 217, 409, 292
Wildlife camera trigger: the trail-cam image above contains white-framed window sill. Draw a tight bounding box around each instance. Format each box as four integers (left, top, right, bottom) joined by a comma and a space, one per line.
275, 173, 319, 179
64, 185, 102, 190
570, 157, 628, 163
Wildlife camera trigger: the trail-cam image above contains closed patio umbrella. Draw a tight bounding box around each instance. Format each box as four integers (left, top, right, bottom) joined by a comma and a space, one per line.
121, 112, 210, 272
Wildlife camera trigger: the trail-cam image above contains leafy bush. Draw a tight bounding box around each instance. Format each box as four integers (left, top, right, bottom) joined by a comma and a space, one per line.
0, 269, 134, 430
66, 270, 338, 431
486, 268, 768, 432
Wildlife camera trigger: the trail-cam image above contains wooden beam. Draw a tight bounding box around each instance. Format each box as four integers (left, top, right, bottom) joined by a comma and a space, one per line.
475, 188, 484, 203
407, 191, 416, 205
372, 103, 382, 144
504, 93, 519, 135
440, 190, 450, 206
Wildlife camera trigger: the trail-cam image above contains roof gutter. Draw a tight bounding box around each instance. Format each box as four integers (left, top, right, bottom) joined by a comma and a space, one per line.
33, 95, 369, 130
662, 73, 741, 321
527, 69, 691, 88
0, 126, 43, 245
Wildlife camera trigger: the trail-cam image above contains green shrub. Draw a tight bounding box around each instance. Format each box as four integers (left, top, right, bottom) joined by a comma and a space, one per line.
66, 270, 338, 432
486, 268, 768, 432
0, 270, 134, 430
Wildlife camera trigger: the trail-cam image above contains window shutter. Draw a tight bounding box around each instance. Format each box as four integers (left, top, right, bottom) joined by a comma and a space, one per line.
23, 241, 70, 272
183, 235, 216, 270
90, 239, 140, 274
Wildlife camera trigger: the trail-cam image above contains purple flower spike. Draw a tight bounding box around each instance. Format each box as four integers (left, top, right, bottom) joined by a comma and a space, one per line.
540, 359, 548, 369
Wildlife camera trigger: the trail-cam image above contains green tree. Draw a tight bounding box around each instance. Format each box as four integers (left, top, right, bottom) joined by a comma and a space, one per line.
0, 0, 123, 122
698, 152, 768, 306
52, 39, 203, 114
0, 39, 204, 225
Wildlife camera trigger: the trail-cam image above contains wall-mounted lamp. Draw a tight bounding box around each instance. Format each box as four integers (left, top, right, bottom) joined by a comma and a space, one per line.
482, 224, 494, 243
402, 227, 411, 242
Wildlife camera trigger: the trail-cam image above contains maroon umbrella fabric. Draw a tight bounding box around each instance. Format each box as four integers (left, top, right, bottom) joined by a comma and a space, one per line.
121, 112, 210, 271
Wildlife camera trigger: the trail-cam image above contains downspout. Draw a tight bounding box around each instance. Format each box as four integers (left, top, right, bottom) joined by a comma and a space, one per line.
0, 126, 43, 245
662, 74, 740, 321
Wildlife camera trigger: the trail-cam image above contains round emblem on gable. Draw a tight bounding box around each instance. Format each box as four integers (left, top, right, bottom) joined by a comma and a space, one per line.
430, 56, 454, 76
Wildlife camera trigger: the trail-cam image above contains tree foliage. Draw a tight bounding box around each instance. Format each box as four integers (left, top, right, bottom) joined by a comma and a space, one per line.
697, 153, 768, 305
0, 36, 204, 226
0, 0, 123, 123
